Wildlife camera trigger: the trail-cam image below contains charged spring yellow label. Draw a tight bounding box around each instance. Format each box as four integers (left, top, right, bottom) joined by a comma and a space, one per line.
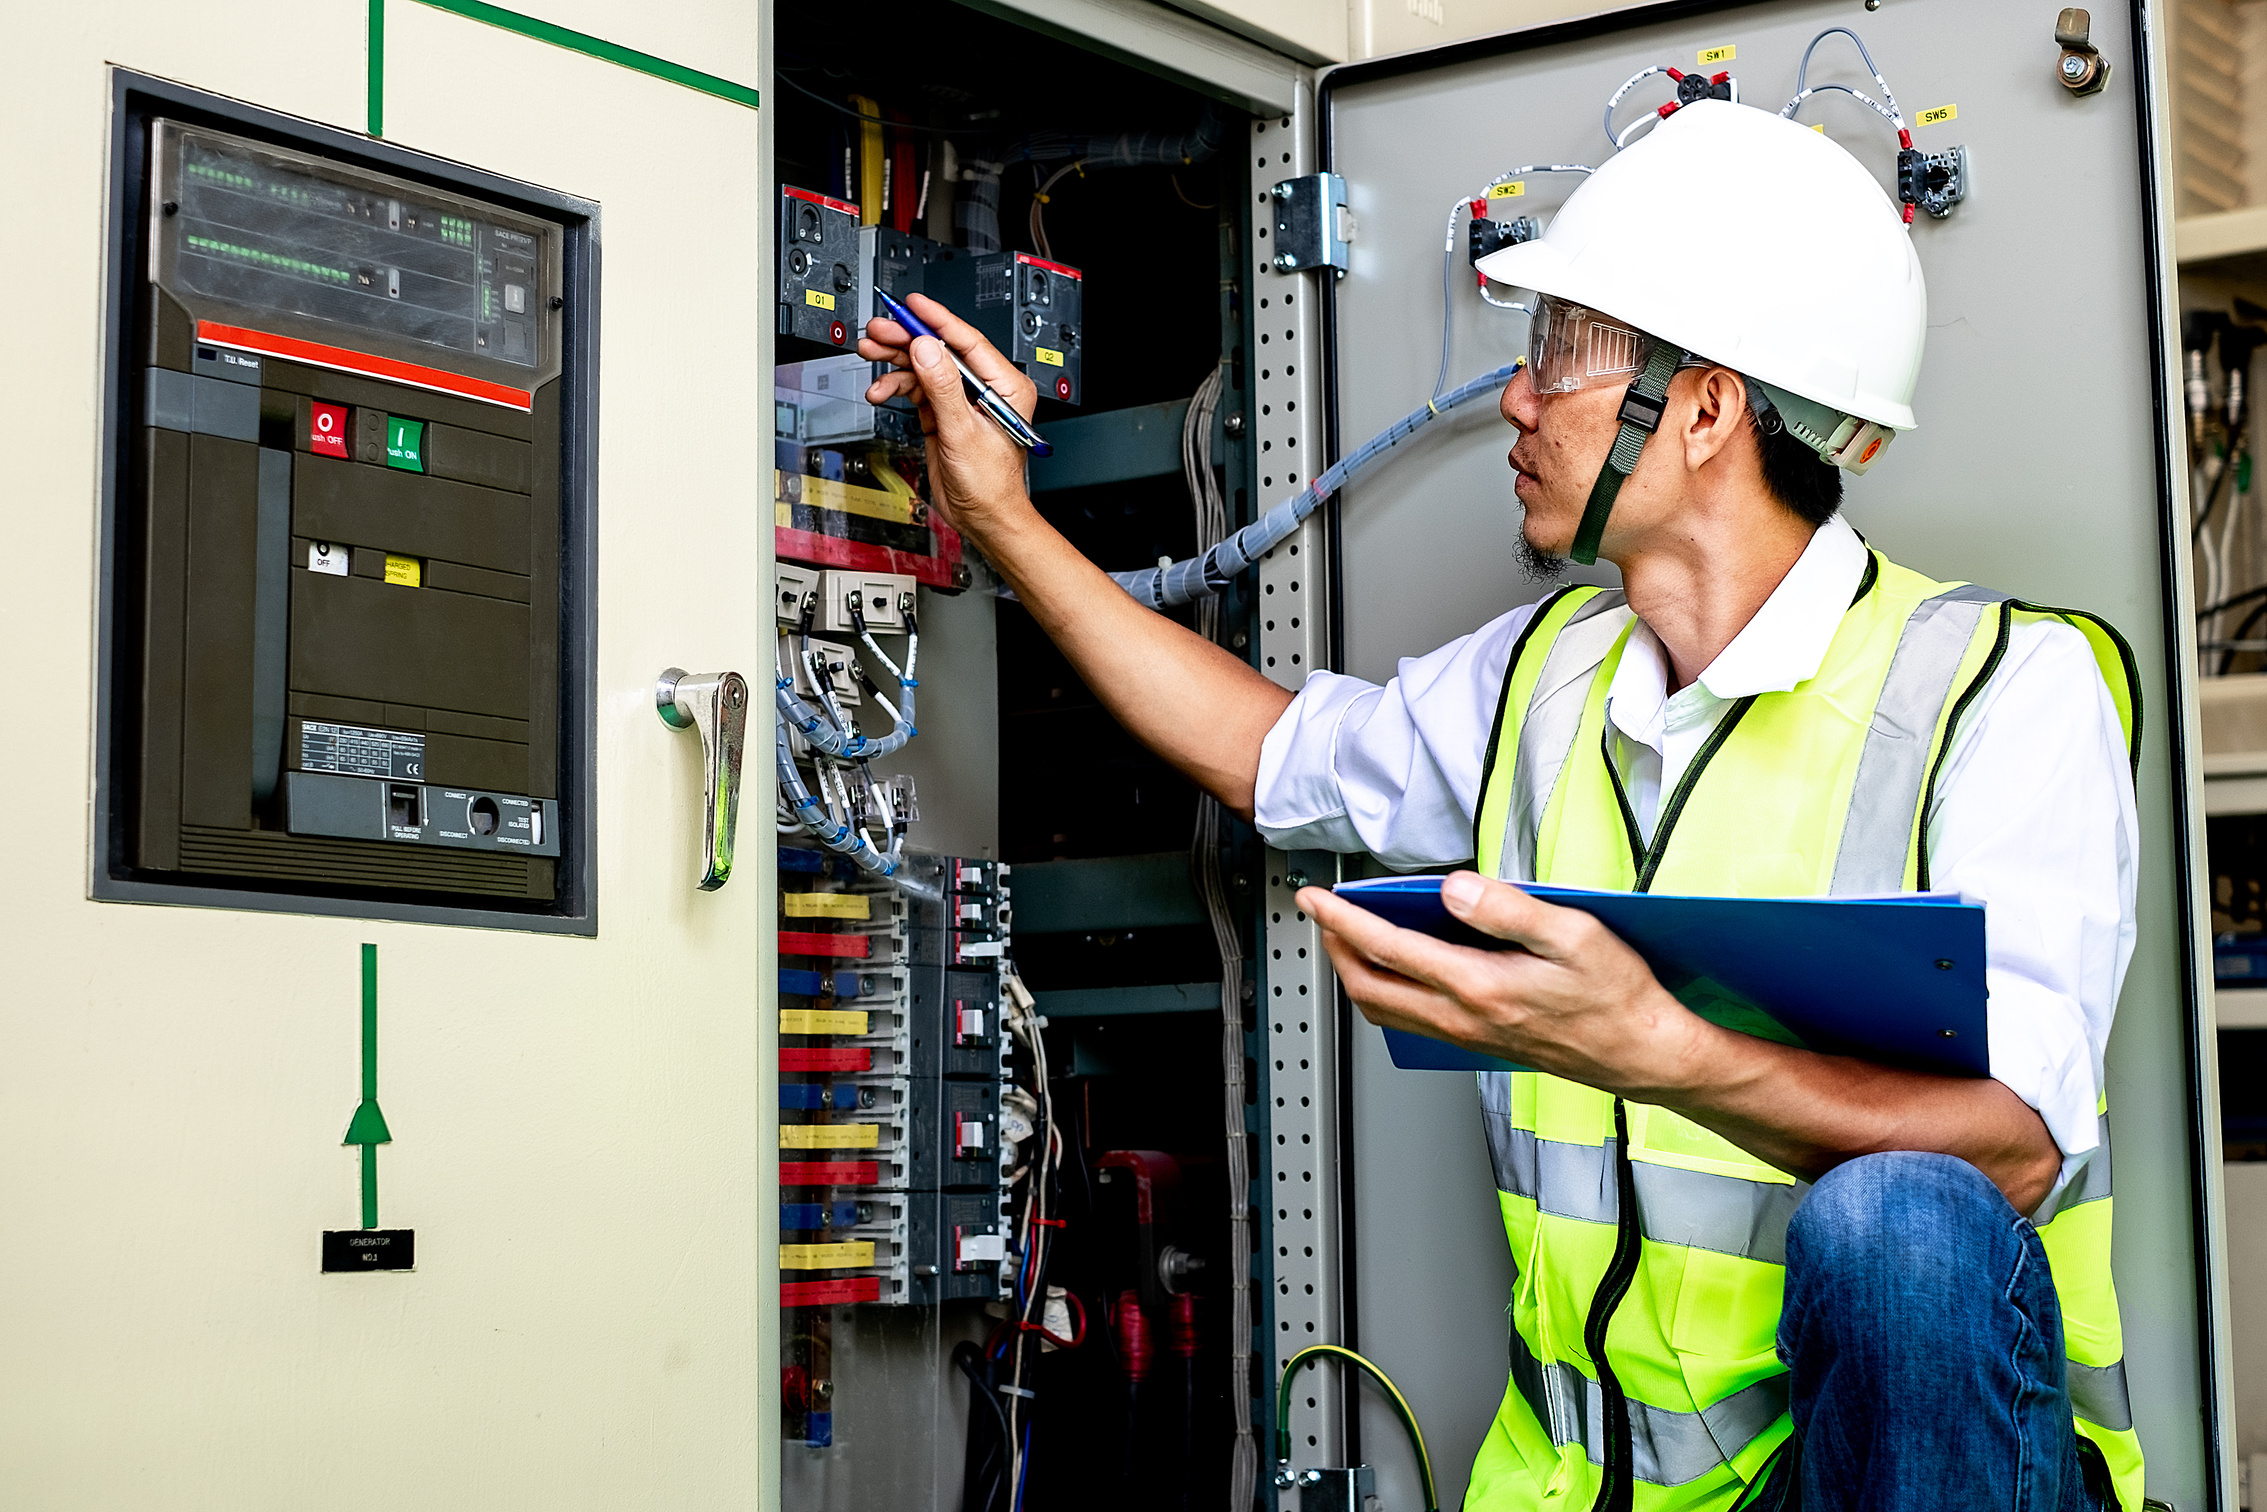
785, 892, 872, 920
1917, 103, 1957, 127
1035, 347, 1065, 367
383, 555, 422, 588
1698, 44, 1735, 65
781, 1123, 881, 1149
780, 1242, 876, 1270
805, 288, 836, 310
782, 1009, 870, 1035
1488, 182, 1525, 199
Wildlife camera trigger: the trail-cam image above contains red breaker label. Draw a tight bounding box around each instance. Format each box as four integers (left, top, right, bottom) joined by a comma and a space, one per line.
1015, 251, 1082, 280
781, 1047, 873, 1073
198, 321, 533, 411
780, 1161, 880, 1186
784, 185, 861, 218
783, 1276, 881, 1308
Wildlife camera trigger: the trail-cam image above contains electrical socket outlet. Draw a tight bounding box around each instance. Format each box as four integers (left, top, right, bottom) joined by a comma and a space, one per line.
775, 563, 820, 625
818, 570, 915, 634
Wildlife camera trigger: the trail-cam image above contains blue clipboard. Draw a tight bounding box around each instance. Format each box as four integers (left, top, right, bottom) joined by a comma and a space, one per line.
1333, 876, 1989, 1079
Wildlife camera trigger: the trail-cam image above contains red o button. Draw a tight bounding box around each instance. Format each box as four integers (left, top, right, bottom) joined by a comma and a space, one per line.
1055, 376, 1072, 400
310, 401, 349, 459
829, 320, 848, 346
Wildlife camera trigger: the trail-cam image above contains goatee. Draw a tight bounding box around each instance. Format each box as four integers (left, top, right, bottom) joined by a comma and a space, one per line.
1516, 529, 1569, 582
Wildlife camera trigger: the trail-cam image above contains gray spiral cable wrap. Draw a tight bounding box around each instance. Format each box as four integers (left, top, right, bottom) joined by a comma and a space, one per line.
1105, 361, 1522, 610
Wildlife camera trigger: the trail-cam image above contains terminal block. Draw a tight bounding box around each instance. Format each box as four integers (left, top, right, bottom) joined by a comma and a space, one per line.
778, 185, 867, 349
1897, 145, 1969, 220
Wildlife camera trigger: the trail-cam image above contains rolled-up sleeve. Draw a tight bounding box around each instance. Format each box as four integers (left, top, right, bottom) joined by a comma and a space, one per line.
1925, 620, 2139, 1203
1253, 604, 1540, 869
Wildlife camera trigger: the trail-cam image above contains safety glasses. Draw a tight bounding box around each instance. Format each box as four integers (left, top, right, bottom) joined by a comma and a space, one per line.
1526, 294, 1655, 395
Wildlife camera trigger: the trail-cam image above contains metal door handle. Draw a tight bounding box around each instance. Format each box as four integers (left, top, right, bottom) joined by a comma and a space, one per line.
655, 668, 748, 890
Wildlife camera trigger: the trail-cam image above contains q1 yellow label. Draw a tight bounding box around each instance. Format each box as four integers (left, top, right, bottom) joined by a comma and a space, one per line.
780, 1123, 882, 1150
383, 555, 421, 588
784, 891, 872, 920
779, 1242, 876, 1270
1698, 44, 1735, 65
1035, 347, 1065, 367
782, 1008, 870, 1035
1489, 182, 1525, 199
805, 288, 836, 310
1917, 103, 1957, 128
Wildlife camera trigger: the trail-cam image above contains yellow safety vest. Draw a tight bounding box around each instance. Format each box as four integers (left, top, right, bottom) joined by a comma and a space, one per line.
1464, 551, 2145, 1512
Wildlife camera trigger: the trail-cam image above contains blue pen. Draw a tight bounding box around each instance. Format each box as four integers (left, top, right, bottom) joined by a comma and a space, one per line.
873, 288, 1053, 458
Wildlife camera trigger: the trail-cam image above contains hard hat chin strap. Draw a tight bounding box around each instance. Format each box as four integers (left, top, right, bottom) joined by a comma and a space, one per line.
1569, 341, 1688, 565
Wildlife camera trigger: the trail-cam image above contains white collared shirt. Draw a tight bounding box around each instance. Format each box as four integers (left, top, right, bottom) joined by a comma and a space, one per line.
1254, 515, 2139, 1199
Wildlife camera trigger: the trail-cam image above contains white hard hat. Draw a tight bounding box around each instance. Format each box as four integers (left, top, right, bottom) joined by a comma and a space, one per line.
1476, 98, 1926, 438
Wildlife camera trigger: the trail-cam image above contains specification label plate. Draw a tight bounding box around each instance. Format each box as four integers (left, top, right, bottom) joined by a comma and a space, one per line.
300, 722, 426, 781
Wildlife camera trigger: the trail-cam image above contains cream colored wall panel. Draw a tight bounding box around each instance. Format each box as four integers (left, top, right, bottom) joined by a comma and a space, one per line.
1352, 0, 1632, 60
1172, 0, 1352, 65
0, 3, 772, 1508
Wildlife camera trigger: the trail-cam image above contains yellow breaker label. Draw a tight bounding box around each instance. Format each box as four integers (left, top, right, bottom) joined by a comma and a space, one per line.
1035, 347, 1065, 367
1917, 104, 1957, 127
1489, 182, 1525, 198
784, 892, 871, 920
782, 1008, 870, 1035
775, 471, 919, 526
805, 289, 836, 310
780, 1242, 875, 1270
383, 555, 422, 588
780, 1123, 882, 1149
1698, 43, 1735, 64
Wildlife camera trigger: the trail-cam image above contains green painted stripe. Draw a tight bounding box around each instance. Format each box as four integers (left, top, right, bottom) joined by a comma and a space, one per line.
361, 944, 378, 1229
408, 0, 760, 110
367, 0, 386, 137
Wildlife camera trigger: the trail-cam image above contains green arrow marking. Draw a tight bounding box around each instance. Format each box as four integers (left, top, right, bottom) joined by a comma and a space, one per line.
343, 943, 392, 1229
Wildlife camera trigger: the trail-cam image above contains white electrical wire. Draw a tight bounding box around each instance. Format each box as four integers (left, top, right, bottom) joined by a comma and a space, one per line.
1183, 364, 1256, 1512
1435, 166, 1591, 398
1602, 65, 1678, 149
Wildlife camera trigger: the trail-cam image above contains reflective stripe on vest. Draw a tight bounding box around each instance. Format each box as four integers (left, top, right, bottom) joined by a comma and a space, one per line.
1510, 1329, 1790, 1488
1465, 552, 2146, 1512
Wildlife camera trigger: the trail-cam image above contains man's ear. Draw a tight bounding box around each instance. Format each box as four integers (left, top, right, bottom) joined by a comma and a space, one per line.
1680, 366, 1755, 474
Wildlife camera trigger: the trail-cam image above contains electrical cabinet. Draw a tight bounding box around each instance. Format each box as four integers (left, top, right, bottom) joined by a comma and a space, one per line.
95, 92, 595, 929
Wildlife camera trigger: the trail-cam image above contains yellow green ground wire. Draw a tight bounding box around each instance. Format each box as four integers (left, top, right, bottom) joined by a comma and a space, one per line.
1276, 1344, 1440, 1512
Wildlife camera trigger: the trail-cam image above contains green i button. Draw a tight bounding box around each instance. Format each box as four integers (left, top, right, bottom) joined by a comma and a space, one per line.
385, 416, 425, 472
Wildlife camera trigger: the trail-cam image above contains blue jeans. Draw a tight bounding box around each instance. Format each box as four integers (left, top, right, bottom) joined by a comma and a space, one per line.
1752, 1152, 2110, 1512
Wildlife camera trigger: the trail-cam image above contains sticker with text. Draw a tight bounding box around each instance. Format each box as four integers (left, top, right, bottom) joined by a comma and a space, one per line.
1490, 182, 1526, 198
1698, 44, 1735, 65
1917, 103, 1958, 127
308, 541, 350, 577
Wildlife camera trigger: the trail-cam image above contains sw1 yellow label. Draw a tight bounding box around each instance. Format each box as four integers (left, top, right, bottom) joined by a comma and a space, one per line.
781, 1123, 882, 1150
780, 1242, 876, 1270
1698, 44, 1735, 65
805, 288, 836, 310
1917, 103, 1957, 127
383, 555, 422, 588
1488, 182, 1525, 199
1035, 347, 1065, 367
785, 892, 872, 920
782, 1008, 870, 1035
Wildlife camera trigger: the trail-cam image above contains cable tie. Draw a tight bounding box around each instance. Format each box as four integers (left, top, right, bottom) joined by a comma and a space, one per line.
998, 1384, 1037, 1400
1032, 1216, 1066, 1228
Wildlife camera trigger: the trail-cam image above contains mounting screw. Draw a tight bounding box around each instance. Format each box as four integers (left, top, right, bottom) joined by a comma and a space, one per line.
548, 295, 565, 310
1285, 870, 1310, 891
1934, 958, 1955, 971
1863, 0, 1880, 9
1274, 253, 1296, 271
1224, 413, 1247, 437
1273, 181, 1294, 201
2062, 54, 2086, 79
161, 200, 179, 216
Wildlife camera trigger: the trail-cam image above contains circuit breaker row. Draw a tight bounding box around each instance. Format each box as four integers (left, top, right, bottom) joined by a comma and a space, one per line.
777, 851, 1015, 1312
777, 185, 1084, 404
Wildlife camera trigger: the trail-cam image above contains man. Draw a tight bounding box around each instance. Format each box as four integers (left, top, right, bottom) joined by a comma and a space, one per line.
862, 101, 2140, 1511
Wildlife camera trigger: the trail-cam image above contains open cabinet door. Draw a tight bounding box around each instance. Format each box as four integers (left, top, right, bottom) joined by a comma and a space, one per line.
1314, 4, 2222, 1509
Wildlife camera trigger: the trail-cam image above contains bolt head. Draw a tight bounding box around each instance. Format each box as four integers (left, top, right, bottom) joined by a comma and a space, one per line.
2063, 54, 2087, 78
1274, 253, 1296, 270
1273, 182, 1294, 200
1284, 870, 1309, 890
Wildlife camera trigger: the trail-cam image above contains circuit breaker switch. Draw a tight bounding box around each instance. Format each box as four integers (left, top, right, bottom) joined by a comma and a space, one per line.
953, 1114, 991, 1158
955, 1227, 1007, 1269
956, 1004, 987, 1045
